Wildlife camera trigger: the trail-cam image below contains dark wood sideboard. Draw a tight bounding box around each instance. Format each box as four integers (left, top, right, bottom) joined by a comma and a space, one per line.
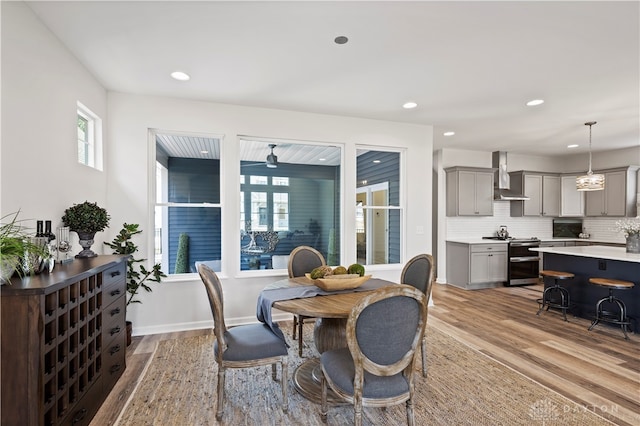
1, 255, 128, 426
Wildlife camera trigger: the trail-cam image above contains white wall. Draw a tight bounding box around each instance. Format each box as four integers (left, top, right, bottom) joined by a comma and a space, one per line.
1, 2, 108, 249
107, 93, 434, 335
2, 3, 434, 336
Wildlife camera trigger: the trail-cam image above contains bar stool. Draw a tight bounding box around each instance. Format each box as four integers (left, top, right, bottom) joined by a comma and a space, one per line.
536, 270, 574, 321
587, 278, 635, 339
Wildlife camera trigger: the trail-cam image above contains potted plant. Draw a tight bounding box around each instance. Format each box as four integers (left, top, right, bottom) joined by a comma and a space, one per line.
61, 201, 110, 258
1, 211, 48, 283
105, 223, 166, 345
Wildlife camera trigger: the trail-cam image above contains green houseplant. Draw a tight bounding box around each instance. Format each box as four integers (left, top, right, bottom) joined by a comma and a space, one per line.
61, 201, 110, 258
105, 223, 166, 345
1, 211, 48, 283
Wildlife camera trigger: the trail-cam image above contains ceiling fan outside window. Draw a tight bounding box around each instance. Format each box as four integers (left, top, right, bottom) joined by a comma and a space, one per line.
266, 144, 278, 168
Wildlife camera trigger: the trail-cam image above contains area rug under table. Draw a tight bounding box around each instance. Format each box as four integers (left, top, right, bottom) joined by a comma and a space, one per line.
116, 324, 613, 425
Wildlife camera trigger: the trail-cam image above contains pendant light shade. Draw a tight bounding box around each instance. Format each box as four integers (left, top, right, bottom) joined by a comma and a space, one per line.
576, 121, 605, 191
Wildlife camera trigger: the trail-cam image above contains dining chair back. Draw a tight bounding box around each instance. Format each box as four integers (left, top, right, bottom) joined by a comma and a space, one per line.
320, 284, 427, 426
288, 245, 326, 356
198, 263, 289, 420
400, 253, 434, 377
288, 245, 326, 278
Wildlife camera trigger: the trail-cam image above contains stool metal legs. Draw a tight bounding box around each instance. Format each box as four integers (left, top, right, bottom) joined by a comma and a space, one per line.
588, 289, 632, 340
537, 280, 570, 321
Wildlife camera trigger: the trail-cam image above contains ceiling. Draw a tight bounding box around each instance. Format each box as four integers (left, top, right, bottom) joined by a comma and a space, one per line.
26, 1, 639, 156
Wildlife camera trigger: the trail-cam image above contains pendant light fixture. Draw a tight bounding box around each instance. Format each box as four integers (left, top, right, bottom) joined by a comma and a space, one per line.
576, 121, 605, 191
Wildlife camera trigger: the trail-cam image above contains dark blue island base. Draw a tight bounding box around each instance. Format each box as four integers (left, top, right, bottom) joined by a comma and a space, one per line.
543, 252, 639, 333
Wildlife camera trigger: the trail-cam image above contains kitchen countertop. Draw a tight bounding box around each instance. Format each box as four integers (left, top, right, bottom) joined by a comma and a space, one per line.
446, 239, 509, 244
531, 245, 640, 263
446, 238, 624, 245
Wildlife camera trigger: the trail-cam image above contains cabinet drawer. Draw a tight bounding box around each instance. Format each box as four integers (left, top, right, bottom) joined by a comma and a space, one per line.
103, 329, 126, 391
103, 263, 126, 290
470, 244, 506, 253
60, 378, 102, 426
102, 285, 125, 310
103, 296, 125, 345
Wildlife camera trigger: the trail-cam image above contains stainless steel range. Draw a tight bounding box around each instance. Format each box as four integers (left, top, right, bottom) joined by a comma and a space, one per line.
483, 236, 541, 286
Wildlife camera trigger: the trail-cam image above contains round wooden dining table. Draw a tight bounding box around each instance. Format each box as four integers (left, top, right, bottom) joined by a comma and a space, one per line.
272, 277, 396, 404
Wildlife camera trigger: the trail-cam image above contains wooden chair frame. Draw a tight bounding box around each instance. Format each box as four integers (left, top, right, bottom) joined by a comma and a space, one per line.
288, 245, 326, 357
198, 264, 288, 420
320, 285, 427, 426
400, 253, 435, 377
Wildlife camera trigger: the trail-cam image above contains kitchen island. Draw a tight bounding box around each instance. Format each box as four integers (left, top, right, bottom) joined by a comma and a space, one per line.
531, 245, 640, 332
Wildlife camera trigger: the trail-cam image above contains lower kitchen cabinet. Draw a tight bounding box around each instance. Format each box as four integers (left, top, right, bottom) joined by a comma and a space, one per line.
446, 242, 507, 290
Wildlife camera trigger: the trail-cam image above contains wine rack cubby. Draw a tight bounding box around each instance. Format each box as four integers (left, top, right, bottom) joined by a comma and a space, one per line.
1, 256, 127, 426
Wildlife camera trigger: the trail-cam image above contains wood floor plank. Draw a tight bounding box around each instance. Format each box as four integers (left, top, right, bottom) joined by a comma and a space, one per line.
93, 281, 639, 426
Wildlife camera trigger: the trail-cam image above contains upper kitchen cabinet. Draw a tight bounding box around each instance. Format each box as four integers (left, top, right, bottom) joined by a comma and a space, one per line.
445, 167, 495, 216
560, 175, 585, 217
509, 171, 560, 217
584, 166, 639, 217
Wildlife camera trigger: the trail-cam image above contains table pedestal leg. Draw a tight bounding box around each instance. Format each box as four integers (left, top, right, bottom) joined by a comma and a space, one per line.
291, 317, 349, 404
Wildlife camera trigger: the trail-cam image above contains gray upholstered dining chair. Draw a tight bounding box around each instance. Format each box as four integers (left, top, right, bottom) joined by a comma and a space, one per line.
287, 245, 326, 357
319, 285, 427, 426
197, 263, 289, 421
400, 253, 434, 377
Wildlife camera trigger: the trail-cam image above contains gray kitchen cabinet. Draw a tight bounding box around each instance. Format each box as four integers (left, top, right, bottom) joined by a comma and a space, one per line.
445, 167, 495, 216
446, 242, 507, 290
509, 171, 560, 217
584, 166, 639, 217
560, 175, 585, 216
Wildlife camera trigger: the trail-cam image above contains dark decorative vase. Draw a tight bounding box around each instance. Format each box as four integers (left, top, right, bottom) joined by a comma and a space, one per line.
626, 234, 640, 254
76, 231, 98, 258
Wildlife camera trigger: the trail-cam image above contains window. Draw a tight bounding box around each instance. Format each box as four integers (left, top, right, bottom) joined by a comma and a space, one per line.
154, 131, 222, 274
356, 149, 403, 265
77, 101, 102, 170
240, 138, 341, 270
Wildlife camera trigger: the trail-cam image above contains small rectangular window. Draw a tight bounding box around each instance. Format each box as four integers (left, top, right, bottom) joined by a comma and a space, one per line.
76, 101, 102, 170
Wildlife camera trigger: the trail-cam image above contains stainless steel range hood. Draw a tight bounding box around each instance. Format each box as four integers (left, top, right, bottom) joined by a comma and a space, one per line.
492, 151, 530, 201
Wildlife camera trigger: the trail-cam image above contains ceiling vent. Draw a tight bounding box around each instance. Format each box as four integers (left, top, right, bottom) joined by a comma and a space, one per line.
492, 151, 530, 201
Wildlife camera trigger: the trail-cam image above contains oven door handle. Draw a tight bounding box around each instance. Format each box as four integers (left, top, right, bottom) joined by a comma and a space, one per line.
510, 242, 540, 247
510, 256, 540, 262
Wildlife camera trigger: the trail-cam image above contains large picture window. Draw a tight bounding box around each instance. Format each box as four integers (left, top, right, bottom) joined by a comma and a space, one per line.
356, 149, 403, 265
240, 139, 341, 270
154, 131, 222, 274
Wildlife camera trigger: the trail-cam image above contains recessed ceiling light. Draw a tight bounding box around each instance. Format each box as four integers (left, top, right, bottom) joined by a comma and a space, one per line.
373, 160, 381, 164
171, 71, 190, 81
526, 99, 544, 106
319, 158, 326, 161
334, 36, 349, 45
403, 102, 418, 109
443, 131, 455, 137
200, 150, 209, 154
567, 144, 579, 149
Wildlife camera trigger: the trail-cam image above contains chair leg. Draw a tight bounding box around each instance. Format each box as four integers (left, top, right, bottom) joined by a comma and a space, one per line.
216, 366, 225, 421
320, 371, 328, 423
421, 337, 427, 378
298, 317, 304, 357
281, 357, 289, 414
271, 363, 277, 380
292, 315, 298, 340
354, 394, 363, 426
406, 397, 415, 426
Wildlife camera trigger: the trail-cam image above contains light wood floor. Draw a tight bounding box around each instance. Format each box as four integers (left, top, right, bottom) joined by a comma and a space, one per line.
92, 282, 639, 426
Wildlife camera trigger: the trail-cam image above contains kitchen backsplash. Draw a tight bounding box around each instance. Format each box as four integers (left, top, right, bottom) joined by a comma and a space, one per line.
446, 202, 629, 242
